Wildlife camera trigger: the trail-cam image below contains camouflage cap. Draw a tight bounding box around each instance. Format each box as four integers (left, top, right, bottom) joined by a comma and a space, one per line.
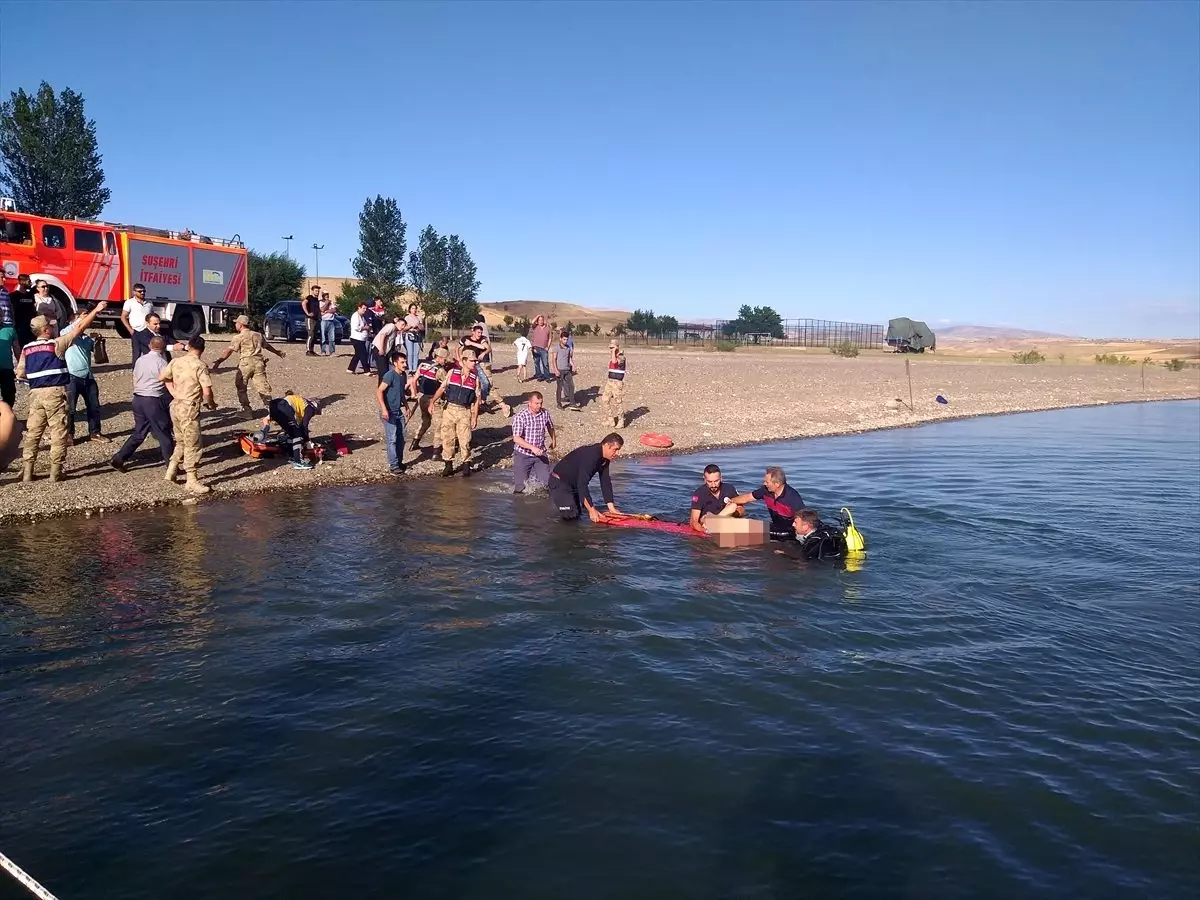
236, 314, 250, 326
30, 315, 50, 333
434, 348, 448, 358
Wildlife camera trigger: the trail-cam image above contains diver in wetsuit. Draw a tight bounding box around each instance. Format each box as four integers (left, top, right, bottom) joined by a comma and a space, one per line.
548, 432, 626, 522
776, 508, 847, 560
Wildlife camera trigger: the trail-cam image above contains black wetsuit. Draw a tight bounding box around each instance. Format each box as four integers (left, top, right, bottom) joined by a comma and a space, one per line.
549, 443, 614, 520
784, 522, 847, 560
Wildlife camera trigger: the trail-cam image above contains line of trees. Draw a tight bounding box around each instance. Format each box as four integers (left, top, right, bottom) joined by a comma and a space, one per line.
625, 308, 679, 338
339, 198, 481, 329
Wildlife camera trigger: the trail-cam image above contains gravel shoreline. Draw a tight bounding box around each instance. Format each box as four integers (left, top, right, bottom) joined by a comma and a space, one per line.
2, 337, 1197, 525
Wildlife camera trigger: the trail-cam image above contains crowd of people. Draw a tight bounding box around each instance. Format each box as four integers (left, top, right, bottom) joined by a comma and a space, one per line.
0, 283, 635, 491
1, 282, 854, 560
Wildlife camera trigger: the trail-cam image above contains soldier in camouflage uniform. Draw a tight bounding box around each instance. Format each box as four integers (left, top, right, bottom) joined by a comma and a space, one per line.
160, 335, 218, 494
409, 347, 451, 452
210, 314, 285, 414
15, 302, 110, 482
601, 340, 626, 429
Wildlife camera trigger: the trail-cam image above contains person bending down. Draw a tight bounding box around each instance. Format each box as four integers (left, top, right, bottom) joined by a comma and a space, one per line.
548, 432, 625, 522
261, 391, 322, 469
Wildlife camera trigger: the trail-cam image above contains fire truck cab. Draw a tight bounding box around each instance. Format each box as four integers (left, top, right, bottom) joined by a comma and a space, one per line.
0, 199, 248, 341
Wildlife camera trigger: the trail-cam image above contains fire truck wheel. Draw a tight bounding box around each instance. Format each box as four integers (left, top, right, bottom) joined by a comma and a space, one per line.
170, 306, 204, 342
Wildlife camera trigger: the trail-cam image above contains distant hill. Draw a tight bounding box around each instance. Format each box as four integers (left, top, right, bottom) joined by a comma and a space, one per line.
938, 324, 1075, 341
479, 299, 631, 331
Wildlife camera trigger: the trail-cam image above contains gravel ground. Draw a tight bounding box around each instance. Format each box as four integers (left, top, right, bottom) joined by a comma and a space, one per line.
2, 337, 1197, 524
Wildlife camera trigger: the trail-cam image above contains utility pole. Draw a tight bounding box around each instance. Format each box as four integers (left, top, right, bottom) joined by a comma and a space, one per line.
282, 235, 293, 258
312, 243, 324, 286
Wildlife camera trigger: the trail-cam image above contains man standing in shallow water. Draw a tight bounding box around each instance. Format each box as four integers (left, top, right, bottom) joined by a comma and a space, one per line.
510, 390, 556, 493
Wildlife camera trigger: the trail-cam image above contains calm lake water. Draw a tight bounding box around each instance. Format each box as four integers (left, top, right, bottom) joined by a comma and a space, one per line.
2, 401, 1198, 900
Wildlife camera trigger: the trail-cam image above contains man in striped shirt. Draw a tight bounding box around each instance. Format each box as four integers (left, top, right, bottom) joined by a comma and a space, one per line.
510, 391, 556, 493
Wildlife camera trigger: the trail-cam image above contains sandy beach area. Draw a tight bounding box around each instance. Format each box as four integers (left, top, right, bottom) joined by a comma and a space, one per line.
2, 336, 1197, 524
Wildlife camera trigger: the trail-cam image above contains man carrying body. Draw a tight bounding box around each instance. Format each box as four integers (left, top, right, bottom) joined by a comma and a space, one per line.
159, 335, 217, 494
15, 302, 109, 482
775, 509, 848, 561
429, 350, 481, 477
549, 432, 626, 522
550, 329, 579, 411
689, 464, 744, 534
303, 286, 321, 356
121, 283, 154, 364
60, 307, 110, 444
409, 346, 450, 454
510, 390, 556, 493
261, 391, 322, 470
726, 466, 806, 540
602, 340, 626, 428
111, 335, 175, 472
210, 314, 285, 415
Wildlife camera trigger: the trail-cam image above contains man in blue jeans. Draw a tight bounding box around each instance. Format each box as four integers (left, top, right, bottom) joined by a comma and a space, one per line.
61, 307, 109, 443
375, 349, 413, 474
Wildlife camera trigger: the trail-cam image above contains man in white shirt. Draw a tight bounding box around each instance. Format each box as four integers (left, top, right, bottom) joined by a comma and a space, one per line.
121, 283, 155, 365
513, 334, 532, 383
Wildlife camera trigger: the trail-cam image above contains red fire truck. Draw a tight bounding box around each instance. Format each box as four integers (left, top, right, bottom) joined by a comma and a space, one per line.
0, 200, 248, 340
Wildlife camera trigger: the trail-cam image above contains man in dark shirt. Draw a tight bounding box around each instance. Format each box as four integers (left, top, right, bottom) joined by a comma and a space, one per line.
9, 274, 36, 348
303, 287, 321, 356
689, 464, 743, 533
727, 465, 805, 540
549, 432, 626, 522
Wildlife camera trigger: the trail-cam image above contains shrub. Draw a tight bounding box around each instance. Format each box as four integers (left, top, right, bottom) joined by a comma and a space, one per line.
830, 340, 860, 358
1012, 350, 1045, 364
1057, 353, 1066, 364
715, 340, 738, 352
1095, 353, 1137, 366
1164, 358, 1187, 371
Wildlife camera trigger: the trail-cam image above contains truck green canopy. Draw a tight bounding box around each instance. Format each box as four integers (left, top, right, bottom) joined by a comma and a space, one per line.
886, 317, 936, 352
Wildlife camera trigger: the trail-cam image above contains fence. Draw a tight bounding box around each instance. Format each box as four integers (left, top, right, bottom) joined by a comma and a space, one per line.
620, 318, 887, 349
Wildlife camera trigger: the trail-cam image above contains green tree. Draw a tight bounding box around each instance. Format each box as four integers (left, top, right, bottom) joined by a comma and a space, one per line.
503, 314, 514, 327
514, 316, 531, 335
626, 309, 655, 336
656, 315, 679, 336
352, 195, 407, 303
247, 251, 305, 325
611, 323, 627, 337
408, 225, 448, 323
336, 279, 373, 316
442, 234, 480, 330
0, 82, 110, 219
722, 304, 785, 339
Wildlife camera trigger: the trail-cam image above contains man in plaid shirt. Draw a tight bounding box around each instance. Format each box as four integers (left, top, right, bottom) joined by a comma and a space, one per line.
510, 390, 556, 493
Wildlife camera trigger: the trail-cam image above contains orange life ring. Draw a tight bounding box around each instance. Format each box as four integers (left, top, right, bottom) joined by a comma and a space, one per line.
639, 432, 674, 449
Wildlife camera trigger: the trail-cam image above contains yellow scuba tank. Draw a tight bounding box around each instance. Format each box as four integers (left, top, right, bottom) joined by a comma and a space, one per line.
840, 507, 866, 553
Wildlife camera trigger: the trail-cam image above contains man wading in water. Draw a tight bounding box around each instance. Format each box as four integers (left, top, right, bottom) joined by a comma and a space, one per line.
549, 433, 626, 522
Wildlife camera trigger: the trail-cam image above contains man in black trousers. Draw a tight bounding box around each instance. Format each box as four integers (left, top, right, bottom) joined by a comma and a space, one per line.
110, 335, 175, 471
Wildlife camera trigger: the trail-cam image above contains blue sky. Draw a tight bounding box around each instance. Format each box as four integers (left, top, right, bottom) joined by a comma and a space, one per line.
1, 1, 1197, 337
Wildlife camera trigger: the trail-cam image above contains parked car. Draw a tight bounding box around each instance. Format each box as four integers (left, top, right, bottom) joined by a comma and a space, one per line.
263, 301, 308, 342
263, 301, 351, 342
